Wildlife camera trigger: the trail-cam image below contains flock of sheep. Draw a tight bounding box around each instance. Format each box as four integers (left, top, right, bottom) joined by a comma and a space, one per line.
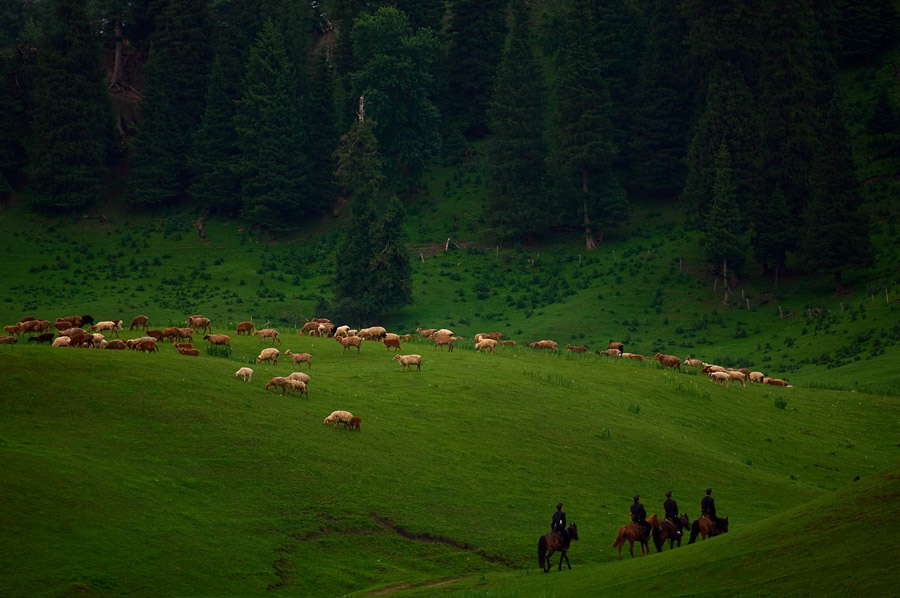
1, 314, 791, 428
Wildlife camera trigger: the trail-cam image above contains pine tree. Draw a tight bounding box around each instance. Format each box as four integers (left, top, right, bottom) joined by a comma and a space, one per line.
233, 19, 309, 230
303, 47, 340, 215
802, 99, 874, 294
549, 0, 625, 249
700, 143, 747, 289
834, 0, 900, 63
865, 88, 899, 143
484, 0, 547, 242
350, 7, 441, 192
369, 196, 413, 313
27, 0, 117, 210
333, 105, 383, 205
751, 184, 792, 281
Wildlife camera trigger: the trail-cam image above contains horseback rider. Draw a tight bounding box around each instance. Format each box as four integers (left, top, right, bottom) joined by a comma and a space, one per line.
663, 491, 683, 536
630, 495, 652, 541
551, 503, 567, 539
701, 488, 721, 529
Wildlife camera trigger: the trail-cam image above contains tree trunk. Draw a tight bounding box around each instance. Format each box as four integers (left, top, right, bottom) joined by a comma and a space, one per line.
109, 20, 138, 94
834, 271, 845, 295
582, 165, 596, 250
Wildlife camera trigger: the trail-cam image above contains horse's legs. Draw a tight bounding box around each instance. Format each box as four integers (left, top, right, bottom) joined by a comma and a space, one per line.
628, 540, 635, 558
561, 551, 572, 570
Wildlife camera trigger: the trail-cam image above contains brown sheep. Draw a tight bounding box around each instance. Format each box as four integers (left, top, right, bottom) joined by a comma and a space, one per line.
174, 342, 193, 350
253, 328, 281, 345
499, 340, 517, 346
177, 347, 200, 356
135, 339, 158, 353
4, 324, 22, 335
566, 344, 588, 353
394, 354, 422, 370
188, 315, 211, 334
175, 327, 193, 342
346, 416, 361, 432
683, 356, 704, 368
69, 333, 94, 348
416, 327, 437, 339
433, 335, 454, 352
52, 320, 71, 332
338, 335, 362, 354
161, 327, 180, 342
264, 376, 293, 395
147, 330, 164, 341
763, 377, 789, 387
237, 321, 255, 335
725, 370, 747, 387
654, 353, 682, 371
299, 321, 320, 335
528, 340, 558, 352
475, 338, 498, 354
383, 334, 402, 351
285, 350, 312, 369
204, 334, 231, 345
609, 340, 625, 353
129, 315, 149, 331
596, 348, 622, 357
0, 336, 18, 344
105, 339, 128, 350
28, 333, 55, 344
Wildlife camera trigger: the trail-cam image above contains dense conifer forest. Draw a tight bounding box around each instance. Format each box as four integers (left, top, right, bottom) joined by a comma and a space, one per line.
2, 0, 899, 319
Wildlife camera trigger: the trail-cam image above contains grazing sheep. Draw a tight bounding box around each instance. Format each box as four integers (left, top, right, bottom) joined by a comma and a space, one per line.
749, 371, 765, 384
147, 330, 164, 341
623, 352, 645, 361
299, 321, 320, 335
433, 335, 454, 352
763, 377, 789, 387
257, 347, 280, 366
51, 336, 71, 347
105, 339, 128, 350
188, 316, 212, 334
499, 340, 517, 346
4, 324, 22, 335
236, 321, 255, 335
337, 335, 362, 354
89, 321, 123, 337
135, 339, 159, 353
52, 320, 71, 332
0, 336, 18, 344
89, 333, 105, 348
654, 353, 682, 371
161, 327, 180, 342
726, 370, 747, 387
528, 340, 558, 352
702, 364, 726, 374
20, 319, 51, 333
58, 327, 86, 338
383, 334, 402, 351
203, 334, 231, 346
475, 332, 503, 342
80, 315, 94, 327
28, 333, 54, 344
683, 356, 704, 368
177, 347, 200, 356
127, 336, 157, 349
253, 328, 281, 345
175, 327, 193, 342
346, 416, 361, 432
287, 372, 310, 385
416, 327, 437, 339
60, 315, 82, 327
265, 376, 293, 395
609, 340, 625, 353
69, 333, 94, 348
566, 344, 588, 353
323, 410, 354, 428
286, 379, 309, 399
285, 350, 312, 369
129, 315, 149, 331
596, 348, 622, 357
358, 326, 387, 341
234, 367, 253, 382
333, 325, 351, 338
174, 342, 193, 350
475, 338, 498, 354
709, 371, 731, 386
394, 353, 422, 370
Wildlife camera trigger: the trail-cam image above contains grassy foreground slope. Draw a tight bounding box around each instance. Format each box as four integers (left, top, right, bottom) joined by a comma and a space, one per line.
1, 332, 897, 596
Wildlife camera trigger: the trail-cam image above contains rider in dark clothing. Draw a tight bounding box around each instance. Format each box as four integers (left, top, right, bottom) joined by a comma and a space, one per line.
663, 491, 682, 536
630, 495, 651, 540
551, 503, 567, 538
701, 488, 720, 527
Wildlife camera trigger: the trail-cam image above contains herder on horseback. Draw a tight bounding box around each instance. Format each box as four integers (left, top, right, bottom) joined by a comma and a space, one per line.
630, 495, 652, 542
663, 491, 683, 537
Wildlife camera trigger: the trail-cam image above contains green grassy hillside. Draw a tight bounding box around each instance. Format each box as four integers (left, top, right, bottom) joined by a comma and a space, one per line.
1, 329, 897, 596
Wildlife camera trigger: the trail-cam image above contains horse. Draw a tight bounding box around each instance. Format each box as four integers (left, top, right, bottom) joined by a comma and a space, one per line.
537, 523, 579, 572
688, 514, 729, 543
611, 516, 653, 559
652, 513, 691, 551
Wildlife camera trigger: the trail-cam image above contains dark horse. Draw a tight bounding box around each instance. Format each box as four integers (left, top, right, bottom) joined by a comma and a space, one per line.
652, 513, 691, 552
538, 523, 579, 572
688, 514, 729, 543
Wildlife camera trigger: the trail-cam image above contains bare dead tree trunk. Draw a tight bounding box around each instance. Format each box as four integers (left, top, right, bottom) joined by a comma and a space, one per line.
582, 165, 597, 250
109, 20, 139, 95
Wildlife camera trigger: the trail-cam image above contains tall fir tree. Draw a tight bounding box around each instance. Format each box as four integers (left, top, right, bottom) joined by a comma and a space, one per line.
350, 6, 441, 192
802, 99, 874, 294
233, 19, 309, 229
302, 47, 340, 215
27, 0, 117, 209
833, 0, 900, 63
443, 0, 507, 138
484, 0, 547, 242
700, 143, 747, 285
549, 0, 626, 249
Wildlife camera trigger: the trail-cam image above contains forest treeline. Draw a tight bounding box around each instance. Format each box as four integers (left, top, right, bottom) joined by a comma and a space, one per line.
1, 0, 899, 302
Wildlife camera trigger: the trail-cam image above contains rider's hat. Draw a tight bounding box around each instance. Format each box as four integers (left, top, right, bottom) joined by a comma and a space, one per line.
633, 494, 640, 501
666, 491, 672, 497
706, 488, 712, 494
556, 503, 563, 509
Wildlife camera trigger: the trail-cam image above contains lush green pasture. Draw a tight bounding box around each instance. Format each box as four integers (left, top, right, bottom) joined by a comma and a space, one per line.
1, 330, 898, 596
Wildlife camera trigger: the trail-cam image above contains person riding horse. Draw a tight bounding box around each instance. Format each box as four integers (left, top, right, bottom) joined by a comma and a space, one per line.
663, 491, 683, 537
701, 488, 722, 529
630, 495, 652, 541
551, 503, 567, 539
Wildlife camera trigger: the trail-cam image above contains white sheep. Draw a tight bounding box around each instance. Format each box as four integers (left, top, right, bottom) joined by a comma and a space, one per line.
725, 370, 747, 387
89, 320, 123, 337
52, 336, 71, 347
287, 371, 310, 384
235, 367, 253, 382
394, 354, 422, 371
257, 347, 280, 365
709, 371, 731, 386
333, 325, 350, 338
749, 371, 765, 383
286, 379, 308, 399
323, 410, 354, 427
474, 338, 497, 354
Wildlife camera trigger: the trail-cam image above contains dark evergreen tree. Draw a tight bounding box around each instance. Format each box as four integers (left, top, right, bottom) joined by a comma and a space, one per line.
233, 19, 309, 229
369, 195, 413, 313
350, 6, 441, 192
27, 0, 117, 209
866, 88, 899, 143
333, 106, 383, 204
443, 0, 507, 138
630, 0, 693, 198
750, 184, 792, 281
834, 0, 900, 63
549, 0, 626, 249
802, 99, 874, 294
394, 0, 445, 31
700, 143, 747, 284
303, 47, 340, 215
683, 0, 763, 87
484, 0, 547, 241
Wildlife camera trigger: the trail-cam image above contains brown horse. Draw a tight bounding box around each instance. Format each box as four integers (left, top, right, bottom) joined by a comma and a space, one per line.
652, 513, 691, 551
611, 516, 653, 559
537, 523, 579, 572
688, 514, 729, 543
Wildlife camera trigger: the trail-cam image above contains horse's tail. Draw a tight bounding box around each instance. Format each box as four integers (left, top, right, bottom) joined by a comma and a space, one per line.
538, 535, 547, 570
688, 519, 700, 544
611, 527, 624, 549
